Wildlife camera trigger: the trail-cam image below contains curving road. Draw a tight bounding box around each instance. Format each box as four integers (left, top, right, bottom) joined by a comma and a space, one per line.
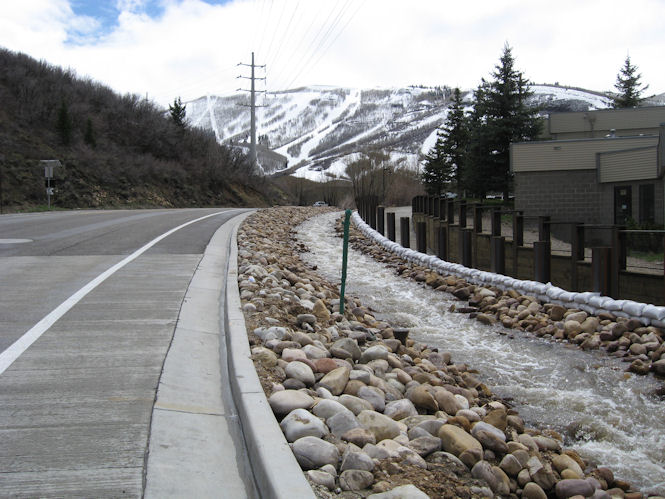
0, 208, 253, 497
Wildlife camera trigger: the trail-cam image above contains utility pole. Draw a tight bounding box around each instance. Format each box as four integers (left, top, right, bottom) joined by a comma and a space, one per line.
238, 52, 266, 171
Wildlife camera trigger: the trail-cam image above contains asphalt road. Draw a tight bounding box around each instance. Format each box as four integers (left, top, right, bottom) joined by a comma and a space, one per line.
0, 208, 250, 497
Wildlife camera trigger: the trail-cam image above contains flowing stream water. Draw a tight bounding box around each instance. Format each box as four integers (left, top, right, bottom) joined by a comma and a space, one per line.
296, 212, 665, 495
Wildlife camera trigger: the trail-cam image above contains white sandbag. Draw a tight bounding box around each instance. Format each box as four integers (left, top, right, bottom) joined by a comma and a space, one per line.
546, 286, 565, 300
574, 291, 599, 304
622, 300, 645, 317
603, 299, 625, 312
642, 304, 665, 322
588, 295, 606, 308
557, 291, 577, 303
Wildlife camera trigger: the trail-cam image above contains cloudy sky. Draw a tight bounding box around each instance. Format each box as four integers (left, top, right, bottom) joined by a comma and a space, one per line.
1, 0, 663, 107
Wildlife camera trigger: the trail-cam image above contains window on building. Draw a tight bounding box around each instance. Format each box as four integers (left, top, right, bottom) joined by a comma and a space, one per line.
639, 184, 655, 224
614, 186, 632, 225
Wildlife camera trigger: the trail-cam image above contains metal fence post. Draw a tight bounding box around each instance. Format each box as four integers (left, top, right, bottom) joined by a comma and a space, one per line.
534, 241, 551, 283
416, 222, 427, 253
460, 228, 472, 267
377, 206, 385, 236
438, 225, 448, 261
473, 204, 483, 233
512, 211, 523, 277
592, 247, 612, 297
387, 212, 396, 242
492, 208, 501, 237
400, 217, 410, 248
570, 223, 584, 291
491, 236, 505, 274
610, 226, 625, 298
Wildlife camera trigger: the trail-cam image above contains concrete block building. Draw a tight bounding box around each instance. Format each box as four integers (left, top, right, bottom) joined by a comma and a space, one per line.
511, 106, 665, 226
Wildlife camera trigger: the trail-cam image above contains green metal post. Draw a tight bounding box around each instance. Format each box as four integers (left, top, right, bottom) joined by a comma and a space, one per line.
340, 209, 352, 314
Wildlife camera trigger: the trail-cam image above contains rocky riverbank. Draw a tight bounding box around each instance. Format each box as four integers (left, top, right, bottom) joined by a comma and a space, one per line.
345, 216, 665, 384
237, 207, 662, 498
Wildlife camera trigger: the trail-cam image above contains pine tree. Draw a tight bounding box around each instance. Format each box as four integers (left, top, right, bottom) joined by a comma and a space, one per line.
439, 87, 469, 196
421, 130, 450, 196
169, 96, 187, 128
55, 100, 73, 146
465, 44, 542, 200
613, 55, 648, 108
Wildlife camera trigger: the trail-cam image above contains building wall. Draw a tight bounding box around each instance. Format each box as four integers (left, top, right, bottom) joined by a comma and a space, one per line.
511, 136, 659, 173
514, 169, 602, 223
549, 106, 665, 139
598, 146, 659, 183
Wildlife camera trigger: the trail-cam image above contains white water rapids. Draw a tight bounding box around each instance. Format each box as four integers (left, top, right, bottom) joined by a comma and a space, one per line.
296, 212, 665, 495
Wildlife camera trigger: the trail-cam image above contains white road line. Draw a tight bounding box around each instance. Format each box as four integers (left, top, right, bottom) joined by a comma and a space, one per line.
0, 211, 228, 375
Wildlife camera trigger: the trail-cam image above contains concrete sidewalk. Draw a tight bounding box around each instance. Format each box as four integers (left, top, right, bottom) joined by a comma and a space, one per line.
144, 211, 315, 498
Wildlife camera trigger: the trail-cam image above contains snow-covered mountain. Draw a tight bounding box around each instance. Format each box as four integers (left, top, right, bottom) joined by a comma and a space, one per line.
186, 84, 615, 181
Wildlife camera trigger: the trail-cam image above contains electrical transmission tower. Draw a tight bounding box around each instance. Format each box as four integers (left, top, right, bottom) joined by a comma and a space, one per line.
237, 52, 266, 171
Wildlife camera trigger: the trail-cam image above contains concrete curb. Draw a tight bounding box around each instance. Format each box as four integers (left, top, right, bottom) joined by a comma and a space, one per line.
224, 213, 316, 499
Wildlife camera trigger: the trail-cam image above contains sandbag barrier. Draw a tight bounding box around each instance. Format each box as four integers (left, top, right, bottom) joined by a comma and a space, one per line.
352, 212, 665, 328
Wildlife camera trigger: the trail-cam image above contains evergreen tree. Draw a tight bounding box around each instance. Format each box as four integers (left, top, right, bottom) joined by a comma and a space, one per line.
55, 100, 73, 146
465, 44, 541, 200
169, 96, 187, 128
439, 87, 469, 196
84, 117, 96, 148
613, 55, 648, 108
421, 130, 450, 196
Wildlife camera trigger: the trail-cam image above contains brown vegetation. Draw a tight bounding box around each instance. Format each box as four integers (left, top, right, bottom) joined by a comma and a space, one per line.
0, 48, 273, 210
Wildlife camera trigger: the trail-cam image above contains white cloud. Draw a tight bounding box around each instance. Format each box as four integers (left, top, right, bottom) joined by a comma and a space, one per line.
0, 0, 662, 108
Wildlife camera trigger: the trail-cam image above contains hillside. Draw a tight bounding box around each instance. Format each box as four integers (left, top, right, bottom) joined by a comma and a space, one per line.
186, 84, 623, 181
0, 48, 274, 212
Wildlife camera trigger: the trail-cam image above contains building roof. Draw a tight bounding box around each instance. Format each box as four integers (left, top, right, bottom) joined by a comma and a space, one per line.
549, 106, 665, 135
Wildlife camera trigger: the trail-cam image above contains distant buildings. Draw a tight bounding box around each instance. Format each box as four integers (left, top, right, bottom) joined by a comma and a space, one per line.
511, 106, 665, 226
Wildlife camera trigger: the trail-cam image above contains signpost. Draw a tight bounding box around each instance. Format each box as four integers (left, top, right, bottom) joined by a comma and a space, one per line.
40, 160, 61, 209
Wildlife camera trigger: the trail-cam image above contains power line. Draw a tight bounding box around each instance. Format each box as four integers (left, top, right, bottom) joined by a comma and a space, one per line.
255, 0, 275, 59
279, 0, 363, 91
267, 0, 329, 89
262, 0, 287, 68
264, 1, 301, 71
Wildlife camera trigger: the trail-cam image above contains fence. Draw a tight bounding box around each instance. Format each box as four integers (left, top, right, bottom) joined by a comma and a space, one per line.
359, 195, 665, 306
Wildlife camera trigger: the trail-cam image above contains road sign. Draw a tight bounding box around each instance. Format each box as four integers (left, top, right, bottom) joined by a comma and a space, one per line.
40, 160, 61, 179
39, 160, 61, 209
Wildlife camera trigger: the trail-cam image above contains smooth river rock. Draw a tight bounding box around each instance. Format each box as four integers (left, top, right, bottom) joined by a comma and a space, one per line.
268, 390, 314, 416
357, 410, 401, 442
280, 408, 329, 442
291, 436, 340, 470
318, 366, 350, 395
438, 424, 483, 457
